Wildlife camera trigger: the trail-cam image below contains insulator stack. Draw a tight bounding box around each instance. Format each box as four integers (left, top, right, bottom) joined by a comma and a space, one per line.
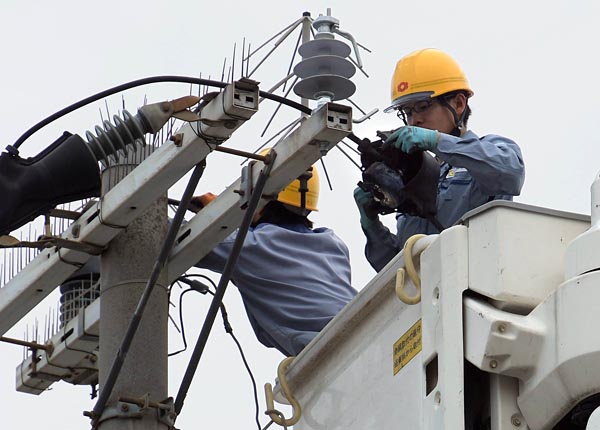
293, 14, 356, 103
84, 110, 150, 167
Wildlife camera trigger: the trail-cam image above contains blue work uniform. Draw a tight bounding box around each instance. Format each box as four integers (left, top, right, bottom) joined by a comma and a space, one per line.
363, 130, 525, 271
197, 222, 356, 356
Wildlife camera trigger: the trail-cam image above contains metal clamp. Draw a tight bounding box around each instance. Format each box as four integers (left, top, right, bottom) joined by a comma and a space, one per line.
87, 395, 177, 429
120, 395, 177, 428
88, 401, 145, 425
235, 149, 277, 209
236, 161, 255, 209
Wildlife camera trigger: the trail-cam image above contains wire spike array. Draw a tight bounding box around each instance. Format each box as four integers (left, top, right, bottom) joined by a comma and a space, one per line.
260, 76, 299, 138
220, 57, 227, 85
241, 38, 246, 78
0, 198, 100, 289
243, 118, 302, 166
231, 42, 236, 83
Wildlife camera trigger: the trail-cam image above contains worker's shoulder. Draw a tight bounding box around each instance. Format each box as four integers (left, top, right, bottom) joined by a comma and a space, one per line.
470, 130, 520, 147
253, 223, 343, 241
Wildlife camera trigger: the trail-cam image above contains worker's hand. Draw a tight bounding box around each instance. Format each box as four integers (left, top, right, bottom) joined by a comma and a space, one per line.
353, 187, 379, 229
189, 192, 217, 213
385, 126, 439, 153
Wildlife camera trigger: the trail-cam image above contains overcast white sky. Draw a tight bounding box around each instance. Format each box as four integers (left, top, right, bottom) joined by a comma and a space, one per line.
1, 1, 599, 429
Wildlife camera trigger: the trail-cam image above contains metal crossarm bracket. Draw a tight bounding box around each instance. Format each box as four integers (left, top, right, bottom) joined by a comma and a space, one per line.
237, 161, 255, 209
0, 79, 259, 337
166, 101, 352, 281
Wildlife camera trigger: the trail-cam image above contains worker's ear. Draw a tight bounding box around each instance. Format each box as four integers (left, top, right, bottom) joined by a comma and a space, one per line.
451, 93, 467, 116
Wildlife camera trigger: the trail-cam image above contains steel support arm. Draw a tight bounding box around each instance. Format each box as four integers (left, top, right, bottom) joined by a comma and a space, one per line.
166, 101, 352, 281
0, 79, 259, 336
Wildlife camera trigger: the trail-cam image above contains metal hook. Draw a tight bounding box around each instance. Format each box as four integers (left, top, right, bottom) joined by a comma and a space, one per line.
395, 234, 427, 305
264, 356, 301, 427
332, 26, 363, 69
353, 108, 379, 124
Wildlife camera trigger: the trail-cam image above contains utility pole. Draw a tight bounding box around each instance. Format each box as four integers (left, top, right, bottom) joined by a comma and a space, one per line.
98, 159, 169, 430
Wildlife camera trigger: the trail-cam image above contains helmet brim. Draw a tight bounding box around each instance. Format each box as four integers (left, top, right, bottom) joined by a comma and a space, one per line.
383, 91, 434, 113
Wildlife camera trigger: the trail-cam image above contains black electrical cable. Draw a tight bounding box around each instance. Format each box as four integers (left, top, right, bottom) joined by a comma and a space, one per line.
11, 75, 310, 152
169, 288, 201, 358
226, 317, 262, 430
8, 74, 364, 155
9, 77, 225, 153
170, 274, 262, 430
90, 160, 206, 425
174, 151, 277, 416
169, 276, 213, 357
178, 273, 219, 286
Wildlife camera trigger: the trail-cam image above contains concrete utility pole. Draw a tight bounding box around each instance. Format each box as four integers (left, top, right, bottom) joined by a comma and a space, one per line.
98, 161, 169, 430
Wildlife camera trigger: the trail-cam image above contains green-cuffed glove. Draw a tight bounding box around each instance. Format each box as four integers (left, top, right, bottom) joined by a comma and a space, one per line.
385, 126, 440, 153
353, 187, 379, 229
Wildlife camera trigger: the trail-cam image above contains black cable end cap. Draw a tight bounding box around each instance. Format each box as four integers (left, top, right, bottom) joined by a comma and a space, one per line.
4, 145, 19, 156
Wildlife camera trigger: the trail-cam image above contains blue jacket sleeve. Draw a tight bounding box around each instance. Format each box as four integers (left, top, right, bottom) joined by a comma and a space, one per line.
195, 231, 237, 273
362, 220, 402, 272
359, 130, 525, 273
433, 132, 525, 196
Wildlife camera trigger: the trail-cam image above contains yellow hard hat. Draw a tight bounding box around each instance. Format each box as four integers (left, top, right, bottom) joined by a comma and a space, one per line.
384, 48, 474, 113
259, 148, 319, 212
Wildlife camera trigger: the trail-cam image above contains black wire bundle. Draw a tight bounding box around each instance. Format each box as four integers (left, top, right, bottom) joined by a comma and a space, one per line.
169, 274, 262, 430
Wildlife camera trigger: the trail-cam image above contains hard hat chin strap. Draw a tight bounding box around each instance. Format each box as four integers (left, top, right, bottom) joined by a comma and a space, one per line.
438, 95, 469, 137
297, 168, 313, 212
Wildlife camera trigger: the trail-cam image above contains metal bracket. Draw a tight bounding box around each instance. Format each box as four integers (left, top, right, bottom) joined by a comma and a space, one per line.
234, 161, 256, 209
89, 395, 177, 428
120, 395, 177, 428
0, 235, 106, 255
353, 108, 378, 123
138, 95, 201, 133
156, 397, 177, 428
93, 401, 145, 424
78, 307, 100, 343
236, 160, 255, 209
235, 148, 280, 209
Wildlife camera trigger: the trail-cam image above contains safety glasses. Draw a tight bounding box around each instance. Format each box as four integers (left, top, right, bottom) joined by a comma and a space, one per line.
396, 99, 437, 122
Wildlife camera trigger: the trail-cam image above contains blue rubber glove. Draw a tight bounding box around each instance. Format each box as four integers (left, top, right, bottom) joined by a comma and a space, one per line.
385, 126, 440, 153
353, 187, 378, 229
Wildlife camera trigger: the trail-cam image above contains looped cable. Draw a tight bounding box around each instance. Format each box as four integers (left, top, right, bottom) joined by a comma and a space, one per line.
57, 248, 86, 269
264, 356, 301, 427
96, 197, 128, 230
395, 234, 427, 305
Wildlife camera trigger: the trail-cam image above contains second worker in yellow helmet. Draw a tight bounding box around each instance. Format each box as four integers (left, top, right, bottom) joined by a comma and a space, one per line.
192, 153, 356, 357
355, 48, 526, 271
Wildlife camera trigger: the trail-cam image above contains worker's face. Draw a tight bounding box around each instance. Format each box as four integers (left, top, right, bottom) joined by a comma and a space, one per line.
401, 93, 466, 134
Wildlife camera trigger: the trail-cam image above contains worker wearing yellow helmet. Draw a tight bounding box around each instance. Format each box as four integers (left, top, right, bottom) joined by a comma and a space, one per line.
355, 48, 526, 271
384, 47, 474, 136
267, 151, 320, 216
193, 151, 356, 356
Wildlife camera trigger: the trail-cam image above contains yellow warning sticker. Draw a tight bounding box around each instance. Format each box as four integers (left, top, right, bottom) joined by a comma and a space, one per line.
393, 319, 422, 375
